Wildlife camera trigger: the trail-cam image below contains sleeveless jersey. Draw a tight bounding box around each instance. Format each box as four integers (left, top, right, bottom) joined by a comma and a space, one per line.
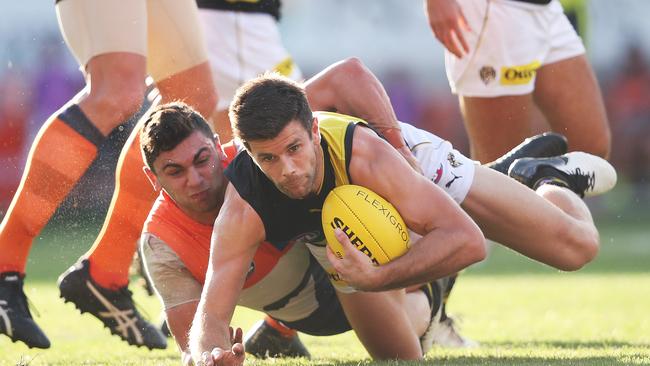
224, 112, 362, 250
224, 112, 366, 290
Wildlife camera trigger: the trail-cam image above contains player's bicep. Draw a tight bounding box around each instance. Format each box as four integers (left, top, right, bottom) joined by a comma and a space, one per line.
350, 127, 461, 235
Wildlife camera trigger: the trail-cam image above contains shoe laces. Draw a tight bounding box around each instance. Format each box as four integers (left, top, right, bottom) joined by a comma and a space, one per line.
570, 168, 595, 196
119, 286, 154, 325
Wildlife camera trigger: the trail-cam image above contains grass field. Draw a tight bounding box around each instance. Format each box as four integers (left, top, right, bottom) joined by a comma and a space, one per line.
1, 215, 649, 365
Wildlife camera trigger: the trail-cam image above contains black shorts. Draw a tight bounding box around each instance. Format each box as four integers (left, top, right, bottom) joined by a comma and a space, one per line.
273, 256, 351, 336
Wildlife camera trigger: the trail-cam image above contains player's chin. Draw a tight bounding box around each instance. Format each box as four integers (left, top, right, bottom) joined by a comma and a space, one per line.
279, 185, 310, 200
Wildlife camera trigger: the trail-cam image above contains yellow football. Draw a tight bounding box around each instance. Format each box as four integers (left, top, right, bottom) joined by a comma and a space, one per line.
321, 184, 410, 265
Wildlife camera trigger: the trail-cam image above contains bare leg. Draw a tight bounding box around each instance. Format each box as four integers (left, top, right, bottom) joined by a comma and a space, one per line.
461, 166, 599, 271
156, 61, 217, 121
81, 53, 147, 135
404, 290, 430, 337
459, 94, 535, 163
534, 55, 610, 158
337, 290, 423, 360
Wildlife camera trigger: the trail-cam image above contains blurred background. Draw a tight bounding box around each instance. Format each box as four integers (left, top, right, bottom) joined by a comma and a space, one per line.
0, 0, 649, 227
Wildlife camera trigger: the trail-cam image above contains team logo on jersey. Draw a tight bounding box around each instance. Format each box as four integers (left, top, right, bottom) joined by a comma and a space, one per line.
447, 152, 462, 168
500, 61, 541, 85
479, 66, 496, 85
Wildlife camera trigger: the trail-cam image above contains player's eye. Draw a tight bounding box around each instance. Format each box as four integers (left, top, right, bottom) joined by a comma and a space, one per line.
167, 169, 182, 176
288, 144, 300, 153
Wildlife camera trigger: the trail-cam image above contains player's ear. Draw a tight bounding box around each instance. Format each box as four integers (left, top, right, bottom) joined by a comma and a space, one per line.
312, 117, 320, 143
213, 135, 226, 162
143, 166, 161, 192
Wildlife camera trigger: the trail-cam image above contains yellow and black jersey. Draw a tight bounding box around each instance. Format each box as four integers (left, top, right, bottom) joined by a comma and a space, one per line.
224, 112, 365, 250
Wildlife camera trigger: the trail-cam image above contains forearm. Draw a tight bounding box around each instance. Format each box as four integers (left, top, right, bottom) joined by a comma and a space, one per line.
371, 226, 485, 291
188, 294, 232, 362
166, 302, 199, 357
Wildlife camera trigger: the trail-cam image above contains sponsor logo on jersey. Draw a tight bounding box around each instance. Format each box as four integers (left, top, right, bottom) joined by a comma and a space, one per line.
500, 61, 541, 85
479, 66, 496, 85
445, 172, 463, 188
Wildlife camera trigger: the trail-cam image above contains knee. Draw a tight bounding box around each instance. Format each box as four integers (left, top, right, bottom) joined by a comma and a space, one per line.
555, 223, 599, 271
87, 64, 147, 122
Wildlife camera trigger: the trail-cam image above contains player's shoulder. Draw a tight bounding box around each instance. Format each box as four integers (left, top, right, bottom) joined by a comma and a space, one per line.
141, 232, 184, 268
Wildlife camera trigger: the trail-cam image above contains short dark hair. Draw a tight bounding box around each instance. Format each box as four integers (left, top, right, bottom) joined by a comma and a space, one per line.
140, 102, 214, 173
229, 73, 313, 149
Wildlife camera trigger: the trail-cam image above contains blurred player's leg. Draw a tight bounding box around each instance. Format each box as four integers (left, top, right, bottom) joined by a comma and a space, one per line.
58, 0, 216, 350
0, 0, 149, 346
80, 0, 217, 290
459, 94, 535, 163
534, 55, 611, 158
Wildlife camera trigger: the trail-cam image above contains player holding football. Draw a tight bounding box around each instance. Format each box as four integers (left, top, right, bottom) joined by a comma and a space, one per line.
141, 99, 558, 364
189, 73, 616, 365
138, 102, 474, 364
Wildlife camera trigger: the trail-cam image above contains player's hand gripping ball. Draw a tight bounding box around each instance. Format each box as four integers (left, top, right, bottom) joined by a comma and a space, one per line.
322, 185, 410, 265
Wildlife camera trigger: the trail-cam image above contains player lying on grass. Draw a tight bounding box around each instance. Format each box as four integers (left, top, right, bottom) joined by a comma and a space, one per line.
140, 60, 572, 363
189, 73, 617, 365
141, 100, 565, 364
139, 102, 488, 361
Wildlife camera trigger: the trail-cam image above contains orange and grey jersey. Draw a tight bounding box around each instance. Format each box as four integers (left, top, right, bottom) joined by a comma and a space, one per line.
142, 182, 349, 334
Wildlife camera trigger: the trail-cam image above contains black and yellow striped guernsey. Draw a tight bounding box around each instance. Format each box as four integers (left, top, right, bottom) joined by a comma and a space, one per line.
224, 112, 367, 251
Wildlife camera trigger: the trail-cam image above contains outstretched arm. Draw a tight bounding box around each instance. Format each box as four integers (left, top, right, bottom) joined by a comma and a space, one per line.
304, 58, 422, 173
189, 183, 265, 365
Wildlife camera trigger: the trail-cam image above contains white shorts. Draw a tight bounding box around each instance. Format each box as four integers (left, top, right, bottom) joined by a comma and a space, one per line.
199, 9, 303, 111
446, 0, 585, 96
400, 122, 476, 204
56, 0, 208, 81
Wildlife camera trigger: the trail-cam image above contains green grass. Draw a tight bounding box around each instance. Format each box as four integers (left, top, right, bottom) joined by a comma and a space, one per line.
1, 217, 649, 365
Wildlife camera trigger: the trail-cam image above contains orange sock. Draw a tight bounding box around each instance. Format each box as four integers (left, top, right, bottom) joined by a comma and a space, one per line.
0, 105, 103, 274
86, 129, 158, 290
264, 315, 297, 338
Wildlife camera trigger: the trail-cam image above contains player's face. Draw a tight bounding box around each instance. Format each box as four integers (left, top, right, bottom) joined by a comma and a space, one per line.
248, 119, 323, 200
152, 131, 227, 222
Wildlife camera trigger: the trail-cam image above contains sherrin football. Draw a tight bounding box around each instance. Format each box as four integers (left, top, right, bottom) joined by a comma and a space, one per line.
321, 184, 410, 265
